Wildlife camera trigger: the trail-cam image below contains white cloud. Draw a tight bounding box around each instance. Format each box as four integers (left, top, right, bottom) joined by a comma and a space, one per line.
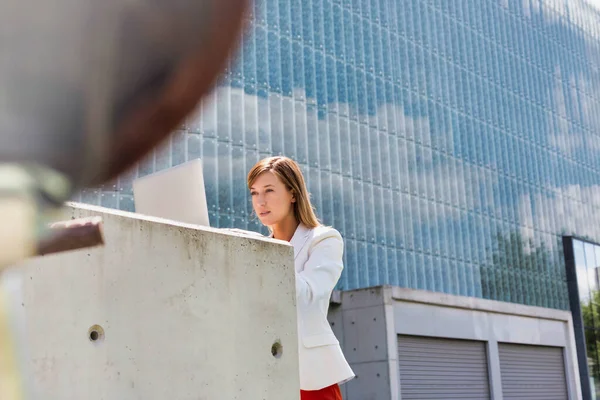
518, 184, 600, 249
545, 62, 600, 160
182, 85, 492, 231
525, 0, 600, 36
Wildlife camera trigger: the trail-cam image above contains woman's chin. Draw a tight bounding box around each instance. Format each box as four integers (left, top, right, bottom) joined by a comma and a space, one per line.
258, 215, 276, 226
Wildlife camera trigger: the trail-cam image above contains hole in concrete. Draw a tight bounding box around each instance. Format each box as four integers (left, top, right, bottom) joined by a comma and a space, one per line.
271, 341, 283, 358
88, 325, 105, 343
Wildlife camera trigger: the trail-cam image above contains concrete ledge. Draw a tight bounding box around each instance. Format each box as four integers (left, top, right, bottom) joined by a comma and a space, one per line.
332, 285, 572, 322
64, 201, 288, 246
389, 286, 572, 322
13, 202, 300, 400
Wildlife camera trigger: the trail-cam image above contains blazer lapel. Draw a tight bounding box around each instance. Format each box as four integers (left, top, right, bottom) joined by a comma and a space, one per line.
290, 223, 310, 260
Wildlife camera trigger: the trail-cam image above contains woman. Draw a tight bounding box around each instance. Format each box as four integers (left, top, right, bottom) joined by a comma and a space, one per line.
247, 156, 355, 400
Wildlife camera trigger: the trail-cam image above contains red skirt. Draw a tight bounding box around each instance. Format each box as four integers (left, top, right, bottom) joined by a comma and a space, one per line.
300, 384, 342, 400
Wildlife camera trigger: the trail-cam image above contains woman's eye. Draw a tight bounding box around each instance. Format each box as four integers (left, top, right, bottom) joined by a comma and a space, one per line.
250, 191, 257, 196
266, 189, 274, 193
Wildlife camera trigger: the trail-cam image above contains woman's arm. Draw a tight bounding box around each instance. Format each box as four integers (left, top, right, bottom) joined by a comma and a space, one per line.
295, 228, 344, 306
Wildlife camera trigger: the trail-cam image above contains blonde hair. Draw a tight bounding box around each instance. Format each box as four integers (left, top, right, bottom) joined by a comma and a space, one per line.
247, 156, 320, 229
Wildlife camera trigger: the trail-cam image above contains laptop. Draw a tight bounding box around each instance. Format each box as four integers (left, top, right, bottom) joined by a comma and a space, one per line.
132, 158, 210, 227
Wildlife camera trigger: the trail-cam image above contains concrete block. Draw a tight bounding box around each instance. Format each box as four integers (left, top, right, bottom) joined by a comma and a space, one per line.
342, 306, 388, 364
340, 286, 388, 310
10, 203, 300, 400
344, 361, 390, 400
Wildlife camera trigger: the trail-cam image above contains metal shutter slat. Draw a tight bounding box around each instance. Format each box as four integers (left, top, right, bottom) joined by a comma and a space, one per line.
498, 343, 568, 400
398, 335, 491, 400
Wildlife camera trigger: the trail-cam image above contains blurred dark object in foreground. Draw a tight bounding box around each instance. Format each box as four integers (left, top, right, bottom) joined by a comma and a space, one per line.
0, 0, 248, 267
1, 0, 248, 190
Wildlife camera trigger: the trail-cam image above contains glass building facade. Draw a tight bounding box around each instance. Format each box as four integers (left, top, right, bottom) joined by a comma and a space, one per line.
75, 0, 600, 312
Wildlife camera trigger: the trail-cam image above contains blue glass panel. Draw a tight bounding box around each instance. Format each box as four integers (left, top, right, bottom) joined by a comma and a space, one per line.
254, 26, 269, 90
338, 117, 351, 176
231, 146, 246, 217
267, 32, 282, 93
342, 175, 356, 240
382, 187, 394, 247
349, 120, 362, 180
353, 181, 366, 243
360, 124, 373, 182
269, 94, 284, 156
315, 51, 327, 107
331, 172, 345, 231
366, 73, 377, 121
332, 4, 345, 58
170, 132, 186, 167
387, 246, 398, 285
357, 241, 369, 286
318, 109, 331, 170
377, 245, 388, 284
393, 190, 404, 249
216, 87, 232, 142
363, 183, 376, 243
243, 93, 259, 150
306, 104, 319, 167
388, 135, 400, 192
279, 0, 291, 35
356, 71, 369, 124
372, 185, 385, 245
328, 115, 341, 175
302, 0, 314, 45
312, 0, 325, 50
320, 170, 333, 225
202, 136, 218, 213
257, 88, 272, 153
369, 126, 381, 186
303, 45, 316, 100
280, 37, 293, 96
335, 60, 348, 110
343, 8, 355, 65
281, 96, 296, 159
292, 41, 305, 97
233, 216, 248, 231
254, 0, 267, 25
344, 239, 358, 288
362, 18, 375, 76
345, 65, 358, 118
266, 0, 279, 30
353, 13, 365, 70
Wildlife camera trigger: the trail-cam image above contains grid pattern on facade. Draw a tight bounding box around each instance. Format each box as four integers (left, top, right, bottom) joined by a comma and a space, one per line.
75, 0, 600, 310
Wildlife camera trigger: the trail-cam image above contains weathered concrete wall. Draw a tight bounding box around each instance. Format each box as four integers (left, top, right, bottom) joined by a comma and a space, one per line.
6, 203, 300, 399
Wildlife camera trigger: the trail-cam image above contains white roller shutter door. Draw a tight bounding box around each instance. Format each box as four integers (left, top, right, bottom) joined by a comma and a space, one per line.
498, 343, 568, 400
398, 335, 491, 399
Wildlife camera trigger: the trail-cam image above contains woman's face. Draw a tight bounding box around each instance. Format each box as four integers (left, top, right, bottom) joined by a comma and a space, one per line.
250, 171, 295, 227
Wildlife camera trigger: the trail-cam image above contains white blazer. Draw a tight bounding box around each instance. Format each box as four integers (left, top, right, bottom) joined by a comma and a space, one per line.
288, 223, 355, 391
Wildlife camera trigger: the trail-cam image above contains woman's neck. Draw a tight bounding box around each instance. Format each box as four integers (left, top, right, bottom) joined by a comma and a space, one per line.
271, 215, 300, 242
